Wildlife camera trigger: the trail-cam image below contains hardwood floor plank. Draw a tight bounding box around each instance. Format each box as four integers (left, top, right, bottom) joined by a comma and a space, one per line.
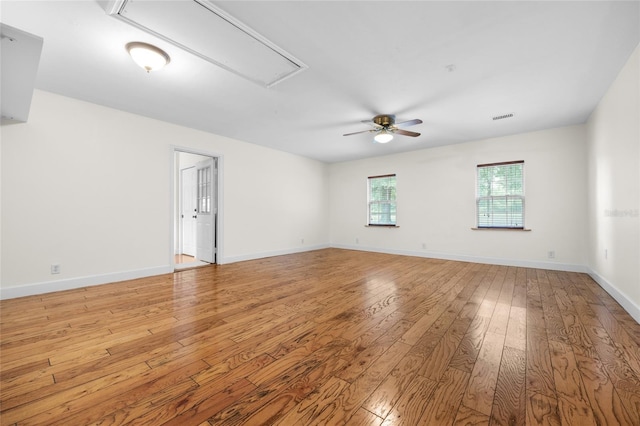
504, 305, 526, 351
578, 324, 640, 425
577, 274, 640, 345
0, 358, 50, 383
419, 315, 470, 382
321, 340, 412, 424
490, 346, 526, 426
2, 249, 640, 425
539, 270, 572, 344
208, 343, 349, 425
0, 367, 56, 404
142, 377, 256, 426
526, 392, 561, 426
589, 302, 640, 374
461, 331, 505, 416
272, 376, 350, 425
380, 374, 438, 425
525, 268, 562, 426
239, 355, 348, 425
549, 269, 640, 425
572, 343, 636, 426
1, 362, 151, 425
418, 367, 471, 425
402, 262, 474, 324
453, 404, 490, 426
361, 353, 424, 418
30, 359, 207, 426
345, 408, 384, 426
548, 272, 640, 425
335, 343, 390, 383
448, 315, 492, 373
120, 342, 274, 424
0, 325, 113, 364
548, 339, 597, 425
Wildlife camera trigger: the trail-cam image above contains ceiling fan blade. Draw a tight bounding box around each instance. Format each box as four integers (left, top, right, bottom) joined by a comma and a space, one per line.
343, 129, 374, 136
395, 118, 423, 127
394, 129, 421, 137
361, 119, 383, 129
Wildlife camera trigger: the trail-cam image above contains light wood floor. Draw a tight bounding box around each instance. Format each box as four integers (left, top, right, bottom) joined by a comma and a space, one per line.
175, 254, 196, 264
2, 249, 640, 425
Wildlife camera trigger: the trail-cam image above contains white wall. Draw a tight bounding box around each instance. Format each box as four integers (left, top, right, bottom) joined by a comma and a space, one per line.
2, 46, 638, 317
586, 44, 640, 321
0, 90, 329, 297
329, 125, 588, 271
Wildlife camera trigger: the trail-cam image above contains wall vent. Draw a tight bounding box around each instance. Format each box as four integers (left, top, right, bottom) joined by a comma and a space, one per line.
108, 0, 307, 87
492, 113, 514, 121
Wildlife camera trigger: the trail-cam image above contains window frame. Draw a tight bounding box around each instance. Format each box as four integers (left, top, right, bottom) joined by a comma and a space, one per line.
367, 174, 397, 227
475, 161, 525, 229
197, 165, 212, 214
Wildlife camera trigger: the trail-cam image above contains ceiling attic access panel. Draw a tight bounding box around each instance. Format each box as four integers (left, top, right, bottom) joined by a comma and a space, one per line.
0, 24, 43, 122
107, 0, 307, 87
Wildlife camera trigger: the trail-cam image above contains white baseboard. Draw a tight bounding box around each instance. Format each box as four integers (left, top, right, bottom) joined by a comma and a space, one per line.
332, 244, 638, 324
0, 265, 172, 300
4, 247, 636, 328
330, 244, 588, 273
0, 245, 331, 299
220, 244, 330, 264
588, 269, 640, 324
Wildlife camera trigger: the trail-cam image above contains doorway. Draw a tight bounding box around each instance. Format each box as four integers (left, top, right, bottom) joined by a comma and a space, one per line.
174, 150, 219, 270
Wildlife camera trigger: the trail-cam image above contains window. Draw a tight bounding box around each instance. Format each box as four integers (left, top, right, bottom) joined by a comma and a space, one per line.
197, 165, 211, 214
476, 161, 524, 228
368, 174, 396, 226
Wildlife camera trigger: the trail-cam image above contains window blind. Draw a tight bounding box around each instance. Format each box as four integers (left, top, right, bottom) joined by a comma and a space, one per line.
476, 161, 524, 228
368, 174, 397, 226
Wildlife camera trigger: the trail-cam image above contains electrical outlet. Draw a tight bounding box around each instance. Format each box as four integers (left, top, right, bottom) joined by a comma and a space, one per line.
355, 238, 359, 244
422, 243, 426, 249
51, 264, 61, 274
547, 251, 555, 259
301, 238, 304, 244
604, 249, 608, 259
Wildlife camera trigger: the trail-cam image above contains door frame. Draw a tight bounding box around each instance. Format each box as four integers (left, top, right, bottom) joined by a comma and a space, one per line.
170, 146, 224, 270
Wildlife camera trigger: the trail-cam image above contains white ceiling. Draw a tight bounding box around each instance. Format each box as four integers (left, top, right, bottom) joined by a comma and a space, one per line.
2, 1, 638, 163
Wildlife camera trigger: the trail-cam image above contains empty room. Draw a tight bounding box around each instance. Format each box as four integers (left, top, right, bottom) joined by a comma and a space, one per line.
1, 1, 639, 425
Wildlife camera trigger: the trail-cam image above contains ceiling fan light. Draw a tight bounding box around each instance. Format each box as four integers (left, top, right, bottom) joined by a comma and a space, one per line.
126, 42, 170, 72
374, 131, 393, 143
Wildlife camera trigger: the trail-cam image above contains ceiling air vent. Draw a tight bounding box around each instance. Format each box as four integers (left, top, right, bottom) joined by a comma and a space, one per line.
492, 113, 514, 121
108, 0, 307, 87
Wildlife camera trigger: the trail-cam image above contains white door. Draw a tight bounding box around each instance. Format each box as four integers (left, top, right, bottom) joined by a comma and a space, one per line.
195, 158, 216, 263
180, 167, 197, 256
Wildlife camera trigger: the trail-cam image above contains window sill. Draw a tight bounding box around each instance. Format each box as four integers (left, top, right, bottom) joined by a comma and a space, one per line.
366, 224, 399, 228
471, 227, 531, 231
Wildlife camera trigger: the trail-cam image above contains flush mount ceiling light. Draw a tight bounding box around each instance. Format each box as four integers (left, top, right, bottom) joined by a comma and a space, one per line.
374, 129, 394, 144
125, 42, 170, 72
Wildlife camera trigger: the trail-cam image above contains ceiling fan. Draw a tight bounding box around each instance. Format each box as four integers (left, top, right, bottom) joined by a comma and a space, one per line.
343, 114, 423, 143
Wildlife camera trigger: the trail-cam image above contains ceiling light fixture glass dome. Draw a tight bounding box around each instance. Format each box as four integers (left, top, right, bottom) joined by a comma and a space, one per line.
126, 42, 170, 72
374, 129, 394, 143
